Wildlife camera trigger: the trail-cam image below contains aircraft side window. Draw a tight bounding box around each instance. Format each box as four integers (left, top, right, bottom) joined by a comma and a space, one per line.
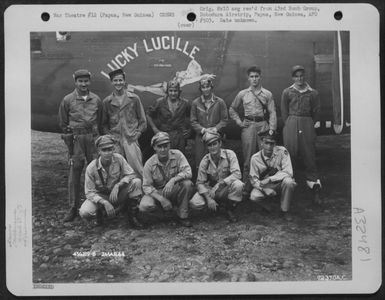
30, 37, 42, 53
56, 31, 71, 42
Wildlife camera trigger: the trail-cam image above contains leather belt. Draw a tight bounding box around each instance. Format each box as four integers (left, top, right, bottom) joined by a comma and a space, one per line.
244, 115, 265, 122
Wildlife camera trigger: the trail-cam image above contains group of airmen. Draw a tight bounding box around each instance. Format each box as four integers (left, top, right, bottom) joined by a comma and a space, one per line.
59, 64, 322, 228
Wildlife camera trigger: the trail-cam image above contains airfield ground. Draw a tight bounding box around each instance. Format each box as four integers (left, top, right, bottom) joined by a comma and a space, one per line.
31, 130, 351, 283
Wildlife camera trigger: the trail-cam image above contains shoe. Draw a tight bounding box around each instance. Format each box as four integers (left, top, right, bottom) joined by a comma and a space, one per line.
178, 218, 192, 227
95, 208, 104, 226
312, 183, 323, 205
225, 210, 237, 223
280, 211, 293, 222
63, 207, 78, 222
128, 207, 145, 229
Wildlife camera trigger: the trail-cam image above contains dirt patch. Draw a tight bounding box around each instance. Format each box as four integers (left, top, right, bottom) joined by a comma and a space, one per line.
31, 130, 351, 283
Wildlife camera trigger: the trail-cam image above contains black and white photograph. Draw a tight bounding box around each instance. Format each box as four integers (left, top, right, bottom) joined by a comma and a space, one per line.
5, 3, 381, 296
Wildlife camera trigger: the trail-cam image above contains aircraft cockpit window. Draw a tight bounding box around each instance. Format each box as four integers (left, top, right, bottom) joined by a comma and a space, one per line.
56, 31, 71, 42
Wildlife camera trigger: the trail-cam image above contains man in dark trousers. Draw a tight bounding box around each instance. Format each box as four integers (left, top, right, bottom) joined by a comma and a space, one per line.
281, 65, 322, 204
58, 69, 102, 222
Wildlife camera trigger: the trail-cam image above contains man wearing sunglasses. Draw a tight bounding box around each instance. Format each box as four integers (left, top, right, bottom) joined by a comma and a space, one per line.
249, 130, 296, 221
139, 132, 195, 227
79, 135, 144, 228
190, 130, 244, 222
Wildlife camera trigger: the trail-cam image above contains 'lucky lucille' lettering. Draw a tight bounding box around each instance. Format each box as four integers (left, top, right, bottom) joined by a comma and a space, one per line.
101, 36, 200, 78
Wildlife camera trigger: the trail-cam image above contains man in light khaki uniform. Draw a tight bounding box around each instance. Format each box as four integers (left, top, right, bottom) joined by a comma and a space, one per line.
139, 132, 195, 227
249, 131, 296, 221
190, 130, 244, 222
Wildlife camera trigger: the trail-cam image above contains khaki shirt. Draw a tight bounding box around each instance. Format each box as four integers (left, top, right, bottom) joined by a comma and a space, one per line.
196, 149, 241, 194
102, 90, 147, 142
229, 86, 277, 130
250, 146, 293, 189
85, 153, 136, 204
58, 89, 102, 133
143, 149, 192, 195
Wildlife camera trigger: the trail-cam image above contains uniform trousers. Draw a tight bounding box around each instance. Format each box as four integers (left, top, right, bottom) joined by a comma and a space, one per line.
190, 180, 244, 210
116, 139, 144, 179
249, 177, 296, 212
79, 179, 142, 219
139, 180, 195, 219
68, 133, 97, 209
241, 120, 269, 187
283, 115, 319, 184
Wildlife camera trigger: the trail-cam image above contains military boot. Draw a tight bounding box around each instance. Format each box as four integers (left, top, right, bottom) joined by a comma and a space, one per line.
95, 208, 104, 226
128, 206, 145, 229
313, 183, 322, 205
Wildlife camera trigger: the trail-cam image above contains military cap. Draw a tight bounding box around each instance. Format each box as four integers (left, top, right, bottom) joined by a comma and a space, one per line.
151, 132, 170, 147
73, 69, 91, 80
291, 65, 305, 76
95, 135, 115, 149
202, 129, 221, 145
258, 130, 277, 142
109, 68, 125, 80
199, 76, 214, 88
167, 79, 181, 91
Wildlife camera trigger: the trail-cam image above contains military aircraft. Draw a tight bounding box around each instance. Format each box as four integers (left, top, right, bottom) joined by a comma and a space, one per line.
30, 31, 350, 142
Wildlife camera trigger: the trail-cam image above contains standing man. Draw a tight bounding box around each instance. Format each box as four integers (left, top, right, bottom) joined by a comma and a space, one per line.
281, 65, 321, 203
79, 135, 144, 228
102, 69, 147, 178
146, 79, 191, 153
139, 132, 195, 227
249, 131, 296, 221
190, 76, 229, 167
59, 69, 102, 222
190, 130, 244, 222
229, 66, 277, 193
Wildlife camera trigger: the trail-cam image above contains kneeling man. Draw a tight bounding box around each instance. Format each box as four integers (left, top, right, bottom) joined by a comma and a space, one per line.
249, 131, 296, 220
140, 132, 195, 227
190, 130, 244, 222
79, 135, 144, 228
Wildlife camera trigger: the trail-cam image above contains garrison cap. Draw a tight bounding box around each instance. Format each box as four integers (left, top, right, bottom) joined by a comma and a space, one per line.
291, 65, 305, 76
109, 68, 125, 80
199, 76, 214, 88
258, 130, 277, 142
202, 129, 221, 145
95, 135, 115, 149
73, 69, 91, 80
151, 132, 170, 147
167, 79, 181, 91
